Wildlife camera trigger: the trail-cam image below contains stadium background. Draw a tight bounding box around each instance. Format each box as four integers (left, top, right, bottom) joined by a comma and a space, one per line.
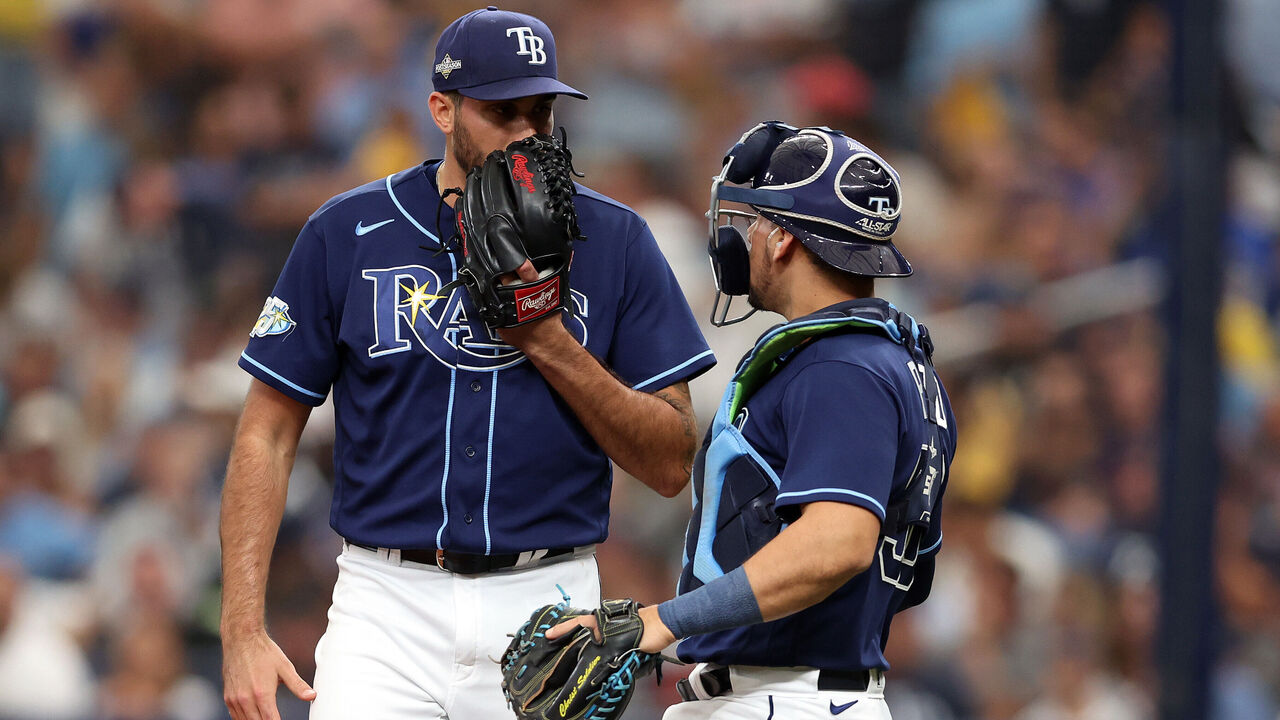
0, 0, 1277, 718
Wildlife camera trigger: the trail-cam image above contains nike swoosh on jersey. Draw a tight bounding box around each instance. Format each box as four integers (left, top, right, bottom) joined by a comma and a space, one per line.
830, 699, 859, 715
355, 219, 396, 236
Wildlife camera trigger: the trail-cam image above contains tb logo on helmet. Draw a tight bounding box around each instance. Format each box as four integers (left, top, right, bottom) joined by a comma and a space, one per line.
506, 27, 547, 65
867, 197, 892, 214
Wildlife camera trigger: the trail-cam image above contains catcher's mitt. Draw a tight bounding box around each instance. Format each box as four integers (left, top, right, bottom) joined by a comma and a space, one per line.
450, 133, 585, 328
501, 598, 661, 720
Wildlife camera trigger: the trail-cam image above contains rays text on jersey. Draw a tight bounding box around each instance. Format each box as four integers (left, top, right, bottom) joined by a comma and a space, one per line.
362, 264, 589, 371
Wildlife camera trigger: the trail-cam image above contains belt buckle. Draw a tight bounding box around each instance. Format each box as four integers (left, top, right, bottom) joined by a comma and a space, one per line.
435, 549, 447, 571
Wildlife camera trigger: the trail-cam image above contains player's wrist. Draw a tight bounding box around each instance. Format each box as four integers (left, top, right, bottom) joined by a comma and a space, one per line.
638, 604, 677, 653
498, 313, 574, 353
220, 616, 268, 642
656, 566, 763, 639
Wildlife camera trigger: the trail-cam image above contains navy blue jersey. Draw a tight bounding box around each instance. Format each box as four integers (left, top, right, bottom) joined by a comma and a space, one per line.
677, 301, 955, 671
239, 161, 715, 553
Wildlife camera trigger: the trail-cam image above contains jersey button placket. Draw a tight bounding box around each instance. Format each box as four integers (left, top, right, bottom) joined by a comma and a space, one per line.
470, 380, 482, 392
464, 445, 476, 457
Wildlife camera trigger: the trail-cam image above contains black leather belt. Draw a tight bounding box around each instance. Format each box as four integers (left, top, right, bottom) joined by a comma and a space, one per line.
347, 542, 579, 574
676, 665, 874, 701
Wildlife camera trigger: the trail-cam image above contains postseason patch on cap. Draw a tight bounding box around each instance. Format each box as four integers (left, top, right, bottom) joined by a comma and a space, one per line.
435, 53, 462, 79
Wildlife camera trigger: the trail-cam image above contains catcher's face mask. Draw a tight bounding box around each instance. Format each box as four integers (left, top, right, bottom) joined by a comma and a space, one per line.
707, 121, 799, 326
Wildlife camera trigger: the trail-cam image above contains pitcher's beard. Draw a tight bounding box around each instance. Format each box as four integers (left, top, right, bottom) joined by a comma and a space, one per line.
451, 119, 486, 174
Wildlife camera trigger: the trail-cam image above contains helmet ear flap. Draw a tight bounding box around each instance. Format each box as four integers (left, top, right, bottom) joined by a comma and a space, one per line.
722, 121, 798, 186
709, 225, 751, 296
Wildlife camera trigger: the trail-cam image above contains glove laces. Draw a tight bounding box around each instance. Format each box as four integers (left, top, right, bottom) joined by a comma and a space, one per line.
514, 131, 586, 242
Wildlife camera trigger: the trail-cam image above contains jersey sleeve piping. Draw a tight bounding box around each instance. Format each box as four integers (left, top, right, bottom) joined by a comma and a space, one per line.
239, 351, 327, 405
774, 487, 887, 520
919, 533, 943, 555
632, 348, 716, 391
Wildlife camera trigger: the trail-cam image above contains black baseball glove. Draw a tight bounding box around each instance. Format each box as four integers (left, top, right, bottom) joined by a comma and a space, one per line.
501, 598, 662, 720
449, 133, 585, 328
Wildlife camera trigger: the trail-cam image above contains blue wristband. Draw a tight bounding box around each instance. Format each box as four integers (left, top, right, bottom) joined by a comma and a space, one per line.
656, 566, 763, 639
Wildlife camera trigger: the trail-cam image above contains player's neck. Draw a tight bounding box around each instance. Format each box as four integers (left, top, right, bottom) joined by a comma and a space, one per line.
778, 270, 862, 321
782, 292, 856, 321
436, 159, 467, 206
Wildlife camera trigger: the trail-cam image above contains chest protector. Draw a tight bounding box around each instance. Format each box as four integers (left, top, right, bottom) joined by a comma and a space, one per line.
679, 299, 943, 593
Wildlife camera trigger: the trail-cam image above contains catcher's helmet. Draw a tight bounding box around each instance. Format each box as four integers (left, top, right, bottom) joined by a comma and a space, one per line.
707, 122, 909, 325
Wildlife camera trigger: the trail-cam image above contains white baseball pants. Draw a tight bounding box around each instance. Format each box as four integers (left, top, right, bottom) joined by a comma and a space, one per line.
308, 542, 600, 719
663, 665, 892, 720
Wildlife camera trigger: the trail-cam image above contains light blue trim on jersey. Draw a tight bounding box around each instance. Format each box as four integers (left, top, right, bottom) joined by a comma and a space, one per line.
775, 487, 886, 519
435, 366, 457, 548
920, 533, 943, 555
484, 370, 499, 555
386, 174, 442, 247
633, 349, 715, 391
433, 251, 462, 549
239, 352, 325, 399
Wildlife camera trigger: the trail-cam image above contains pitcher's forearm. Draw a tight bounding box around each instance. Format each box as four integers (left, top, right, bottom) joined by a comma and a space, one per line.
516, 327, 696, 496
220, 381, 312, 637
219, 420, 299, 638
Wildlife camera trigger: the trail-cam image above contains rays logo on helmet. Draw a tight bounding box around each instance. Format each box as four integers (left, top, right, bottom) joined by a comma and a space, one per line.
251, 297, 296, 337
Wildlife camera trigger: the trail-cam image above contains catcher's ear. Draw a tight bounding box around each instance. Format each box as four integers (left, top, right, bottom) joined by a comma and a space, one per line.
770, 228, 799, 263
428, 91, 457, 135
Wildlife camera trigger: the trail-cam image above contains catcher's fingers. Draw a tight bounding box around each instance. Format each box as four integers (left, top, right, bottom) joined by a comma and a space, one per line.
547, 614, 601, 642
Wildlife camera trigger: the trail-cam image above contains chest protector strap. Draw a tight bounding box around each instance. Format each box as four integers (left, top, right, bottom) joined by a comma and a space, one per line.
682, 299, 938, 591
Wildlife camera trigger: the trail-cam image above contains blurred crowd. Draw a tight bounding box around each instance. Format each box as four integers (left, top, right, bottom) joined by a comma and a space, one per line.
0, 0, 1277, 718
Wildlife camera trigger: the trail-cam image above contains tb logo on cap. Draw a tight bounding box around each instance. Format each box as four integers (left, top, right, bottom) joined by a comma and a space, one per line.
506, 27, 547, 65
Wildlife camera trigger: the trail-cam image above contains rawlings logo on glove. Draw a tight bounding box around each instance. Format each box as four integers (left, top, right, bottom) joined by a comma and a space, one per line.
445, 134, 585, 328
515, 279, 561, 323
511, 153, 538, 193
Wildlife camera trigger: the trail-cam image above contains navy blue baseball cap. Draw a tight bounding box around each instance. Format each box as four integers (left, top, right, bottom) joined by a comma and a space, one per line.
432, 6, 587, 101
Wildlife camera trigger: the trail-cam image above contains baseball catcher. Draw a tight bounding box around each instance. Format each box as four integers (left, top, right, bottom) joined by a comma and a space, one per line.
501, 598, 662, 720
447, 133, 585, 328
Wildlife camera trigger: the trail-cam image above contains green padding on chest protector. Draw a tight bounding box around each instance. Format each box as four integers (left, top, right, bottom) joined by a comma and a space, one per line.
727, 316, 901, 421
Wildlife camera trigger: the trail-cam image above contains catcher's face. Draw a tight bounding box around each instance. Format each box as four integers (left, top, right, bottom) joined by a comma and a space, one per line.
451, 94, 556, 171
746, 218, 781, 312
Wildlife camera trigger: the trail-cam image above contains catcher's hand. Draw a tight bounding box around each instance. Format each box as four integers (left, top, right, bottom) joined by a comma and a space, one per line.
450, 133, 585, 328
501, 598, 661, 720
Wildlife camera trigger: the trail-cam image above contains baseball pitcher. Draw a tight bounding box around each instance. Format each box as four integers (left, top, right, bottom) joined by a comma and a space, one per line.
218, 7, 714, 720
